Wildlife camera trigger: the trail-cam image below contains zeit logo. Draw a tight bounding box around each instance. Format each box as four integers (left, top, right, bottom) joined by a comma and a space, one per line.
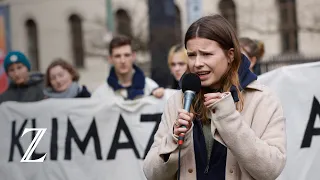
20, 128, 47, 162
9, 114, 161, 162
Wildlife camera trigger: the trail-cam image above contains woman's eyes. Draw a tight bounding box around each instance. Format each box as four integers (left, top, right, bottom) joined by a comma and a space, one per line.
202, 52, 212, 56
188, 53, 212, 57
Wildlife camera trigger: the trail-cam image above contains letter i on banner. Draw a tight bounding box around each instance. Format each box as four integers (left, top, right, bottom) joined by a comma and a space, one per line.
20, 128, 47, 163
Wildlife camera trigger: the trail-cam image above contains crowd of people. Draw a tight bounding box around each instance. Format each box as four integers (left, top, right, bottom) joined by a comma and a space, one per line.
0, 35, 163, 104
0, 14, 286, 180
0, 33, 264, 105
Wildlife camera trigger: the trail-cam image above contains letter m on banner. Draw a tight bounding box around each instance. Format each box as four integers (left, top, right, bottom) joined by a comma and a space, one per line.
20, 128, 47, 163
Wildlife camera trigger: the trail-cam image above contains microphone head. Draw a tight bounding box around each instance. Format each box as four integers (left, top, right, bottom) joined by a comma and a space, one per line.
181, 73, 201, 93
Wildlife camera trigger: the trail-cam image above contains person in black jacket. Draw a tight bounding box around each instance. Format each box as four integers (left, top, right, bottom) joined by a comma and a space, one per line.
43, 58, 90, 98
0, 51, 44, 104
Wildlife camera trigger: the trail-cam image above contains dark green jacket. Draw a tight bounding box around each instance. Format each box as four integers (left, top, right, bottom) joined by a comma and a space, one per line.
0, 73, 44, 104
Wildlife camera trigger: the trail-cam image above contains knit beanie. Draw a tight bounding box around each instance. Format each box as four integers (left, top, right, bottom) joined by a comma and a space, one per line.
4, 51, 31, 73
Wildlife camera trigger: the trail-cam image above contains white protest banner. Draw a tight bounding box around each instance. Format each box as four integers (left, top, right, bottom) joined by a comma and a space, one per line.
3, 61, 320, 180
0, 89, 178, 180
258, 62, 320, 180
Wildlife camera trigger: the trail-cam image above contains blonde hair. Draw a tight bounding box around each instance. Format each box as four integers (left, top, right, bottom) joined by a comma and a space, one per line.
167, 44, 188, 67
184, 15, 244, 123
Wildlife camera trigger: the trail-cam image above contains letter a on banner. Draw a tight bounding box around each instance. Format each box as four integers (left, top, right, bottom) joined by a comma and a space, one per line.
20, 128, 47, 162
301, 97, 320, 148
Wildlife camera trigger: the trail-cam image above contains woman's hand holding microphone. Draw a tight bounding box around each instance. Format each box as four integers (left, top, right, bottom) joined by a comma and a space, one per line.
173, 109, 194, 137
173, 92, 228, 136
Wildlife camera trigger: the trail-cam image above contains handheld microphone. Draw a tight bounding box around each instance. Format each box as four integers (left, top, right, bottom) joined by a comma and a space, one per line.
178, 73, 201, 145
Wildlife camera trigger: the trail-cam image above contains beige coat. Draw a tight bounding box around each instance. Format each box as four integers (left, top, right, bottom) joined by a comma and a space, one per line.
143, 80, 286, 180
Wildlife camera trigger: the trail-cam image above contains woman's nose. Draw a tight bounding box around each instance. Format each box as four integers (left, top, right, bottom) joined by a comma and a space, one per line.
194, 57, 204, 67
54, 77, 63, 84
173, 65, 180, 71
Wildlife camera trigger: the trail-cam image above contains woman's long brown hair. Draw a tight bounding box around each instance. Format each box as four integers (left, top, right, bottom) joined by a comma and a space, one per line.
184, 15, 244, 123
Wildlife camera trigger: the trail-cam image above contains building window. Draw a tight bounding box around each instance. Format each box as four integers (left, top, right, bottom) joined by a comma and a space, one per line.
69, 14, 84, 68
278, 0, 298, 53
219, 0, 237, 31
115, 9, 132, 37
174, 5, 182, 43
25, 19, 39, 71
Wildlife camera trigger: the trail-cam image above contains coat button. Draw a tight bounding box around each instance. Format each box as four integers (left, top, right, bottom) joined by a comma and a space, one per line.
212, 109, 216, 113
188, 169, 193, 173
229, 169, 234, 173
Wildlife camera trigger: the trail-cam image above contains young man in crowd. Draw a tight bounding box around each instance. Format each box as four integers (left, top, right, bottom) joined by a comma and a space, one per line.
92, 35, 164, 100
0, 51, 44, 104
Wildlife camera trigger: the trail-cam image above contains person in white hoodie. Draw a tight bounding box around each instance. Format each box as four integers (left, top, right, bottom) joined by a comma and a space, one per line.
92, 35, 164, 100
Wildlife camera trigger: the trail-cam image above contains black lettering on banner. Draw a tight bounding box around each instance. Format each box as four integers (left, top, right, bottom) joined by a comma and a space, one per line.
301, 97, 320, 148
8, 120, 28, 162
140, 114, 162, 159
50, 118, 58, 160
107, 115, 140, 160
31, 119, 46, 160
64, 117, 102, 160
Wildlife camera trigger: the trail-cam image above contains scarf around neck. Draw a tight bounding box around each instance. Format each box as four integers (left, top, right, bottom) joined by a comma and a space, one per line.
43, 82, 81, 98
229, 54, 257, 102
107, 64, 145, 100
